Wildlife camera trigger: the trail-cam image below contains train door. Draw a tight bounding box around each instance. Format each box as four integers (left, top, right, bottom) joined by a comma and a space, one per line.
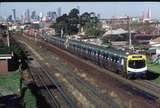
77, 45, 80, 56
85, 47, 89, 59
80, 45, 83, 57
88, 47, 91, 60
104, 53, 110, 69
70, 43, 74, 53
91, 49, 94, 62
95, 50, 99, 64
97, 50, 101, 65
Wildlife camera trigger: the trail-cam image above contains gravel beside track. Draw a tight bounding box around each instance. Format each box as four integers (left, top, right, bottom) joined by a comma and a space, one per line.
16, 39, 77, 108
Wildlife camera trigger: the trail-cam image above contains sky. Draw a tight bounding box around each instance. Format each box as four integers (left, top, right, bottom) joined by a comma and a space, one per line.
0, 2, 160, 19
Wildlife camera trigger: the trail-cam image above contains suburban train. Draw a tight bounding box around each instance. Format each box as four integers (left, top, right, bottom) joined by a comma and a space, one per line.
39, 34, 147, 79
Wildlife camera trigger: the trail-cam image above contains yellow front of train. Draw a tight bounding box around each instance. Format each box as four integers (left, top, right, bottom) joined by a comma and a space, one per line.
126, 54, 147, 78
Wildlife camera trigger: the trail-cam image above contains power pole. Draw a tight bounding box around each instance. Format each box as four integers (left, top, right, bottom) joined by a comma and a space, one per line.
7, 30, 10, 47
128, 16, 132, 49
61, 28, 63, 38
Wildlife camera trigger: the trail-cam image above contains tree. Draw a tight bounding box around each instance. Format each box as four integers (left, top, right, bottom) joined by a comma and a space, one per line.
68, 8, 80, 35
50, 8, 104, 37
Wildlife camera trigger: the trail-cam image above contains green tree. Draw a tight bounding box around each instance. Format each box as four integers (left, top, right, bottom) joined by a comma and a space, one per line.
51, 8, 104, 37
68, 8, 80, 35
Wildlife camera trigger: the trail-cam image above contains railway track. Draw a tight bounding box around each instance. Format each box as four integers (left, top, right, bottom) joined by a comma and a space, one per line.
45, 52, 119, 108
41, 37, 160, 100
16, 33, 160, 108
134, 80, 160, 99
17, 39, 77, 108
29, 65, 61, 108
19, 34, 119, 107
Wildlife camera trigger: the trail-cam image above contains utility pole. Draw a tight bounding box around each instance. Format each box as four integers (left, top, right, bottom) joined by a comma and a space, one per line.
128, 16, 132, 49
61, 29, 63, 38
7, 30, 10, 47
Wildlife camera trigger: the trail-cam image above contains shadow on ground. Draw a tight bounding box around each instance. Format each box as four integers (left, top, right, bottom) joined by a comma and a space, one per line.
8, 51, 28, 72
0, 95, 22, 108
145, 71, 160, 80
22, 83, 51, 108
129, 71, 160, 80
130, 71, 160, 80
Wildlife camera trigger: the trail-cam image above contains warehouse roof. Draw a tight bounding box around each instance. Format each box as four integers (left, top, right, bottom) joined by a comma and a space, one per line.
103, 28, 135, 37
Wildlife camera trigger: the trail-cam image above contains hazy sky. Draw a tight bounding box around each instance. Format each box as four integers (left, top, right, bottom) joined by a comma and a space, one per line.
0, 2, 160, 19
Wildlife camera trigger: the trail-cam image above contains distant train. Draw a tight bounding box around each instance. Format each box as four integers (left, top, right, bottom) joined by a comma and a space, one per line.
39, 34, 147, 79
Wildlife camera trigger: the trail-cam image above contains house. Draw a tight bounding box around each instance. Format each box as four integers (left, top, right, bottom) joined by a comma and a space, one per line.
134, 34, 159, 44
0, 46, 12, 73
102, 28, 135, 46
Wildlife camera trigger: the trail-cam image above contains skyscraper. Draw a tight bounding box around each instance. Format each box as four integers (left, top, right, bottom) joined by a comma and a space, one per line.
47, 11, 57, 21
12, 9, 16, 22
31, 11, 36, 20
25, 9, 30, 23
97, 14, 101, 19
39, 12, 43, 22
57, 7, 61, 17
147, 8, 151, 20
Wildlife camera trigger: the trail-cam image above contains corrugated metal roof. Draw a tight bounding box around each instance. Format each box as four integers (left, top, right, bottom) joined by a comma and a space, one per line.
151, 36, 160, 43
103, 28, 135, 37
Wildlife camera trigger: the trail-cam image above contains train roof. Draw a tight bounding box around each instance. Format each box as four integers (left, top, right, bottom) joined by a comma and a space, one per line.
70, 39, 127, 58
51, 36, 127, 58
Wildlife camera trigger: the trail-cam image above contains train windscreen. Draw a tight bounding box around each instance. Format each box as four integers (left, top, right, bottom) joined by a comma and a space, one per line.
128, 60, 145, 69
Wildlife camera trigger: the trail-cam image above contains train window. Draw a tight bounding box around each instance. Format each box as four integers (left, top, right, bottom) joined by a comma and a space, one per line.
94, 51, 97, 55
117, 57, 121, 64
103, 53, 105, 59
128, 60, 145, 69
111, 55, 114, 61
115, 57, 119, 63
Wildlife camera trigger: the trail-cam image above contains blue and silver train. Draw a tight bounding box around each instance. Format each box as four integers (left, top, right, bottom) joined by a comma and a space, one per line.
40, 35, 147, 79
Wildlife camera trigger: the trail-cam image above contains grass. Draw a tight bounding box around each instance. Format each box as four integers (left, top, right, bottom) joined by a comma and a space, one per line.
148, 63, 160, 84
0, 70, 20, 93
0, 70, 37, 108
22, 87, 37, 108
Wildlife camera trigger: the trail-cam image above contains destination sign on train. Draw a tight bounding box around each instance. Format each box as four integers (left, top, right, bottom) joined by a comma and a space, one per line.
132, 56, 142, 58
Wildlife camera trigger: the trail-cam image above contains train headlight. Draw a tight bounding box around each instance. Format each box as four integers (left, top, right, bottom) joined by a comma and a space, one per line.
126, 52, 129, 55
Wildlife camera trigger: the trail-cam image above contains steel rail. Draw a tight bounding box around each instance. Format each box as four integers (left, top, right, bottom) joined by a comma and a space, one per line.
38, 63, 76, 108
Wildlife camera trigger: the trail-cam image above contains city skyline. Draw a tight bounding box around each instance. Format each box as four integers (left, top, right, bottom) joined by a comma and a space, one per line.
0, 2, 160, 19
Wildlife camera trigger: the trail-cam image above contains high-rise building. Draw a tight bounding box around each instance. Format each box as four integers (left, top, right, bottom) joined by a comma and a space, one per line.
31, 11, 36, 20
47, 11, 57, 21
39, 12, 43, 22
97, 14, 101, 19
52, 12, 57, 21
47, 11, 52, 20
12, 9, 16, 22
25, 9, 30, 23
147, 8, 151, 20
7, 15, 12, 22
57, 7, 61, 17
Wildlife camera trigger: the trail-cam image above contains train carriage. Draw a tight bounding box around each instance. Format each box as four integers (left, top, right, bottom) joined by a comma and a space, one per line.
42, 35, 147, 79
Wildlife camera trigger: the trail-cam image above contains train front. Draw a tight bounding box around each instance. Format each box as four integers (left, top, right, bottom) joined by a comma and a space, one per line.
127, 54, 147, 78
